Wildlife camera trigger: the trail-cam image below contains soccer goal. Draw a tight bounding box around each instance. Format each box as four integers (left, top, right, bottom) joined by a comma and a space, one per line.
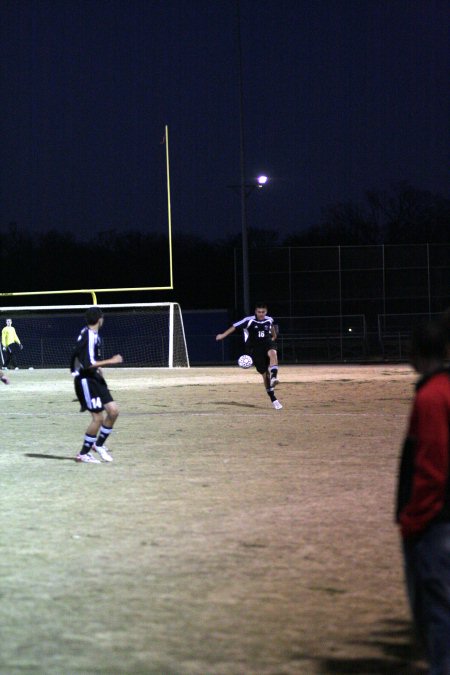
0, 303, 189, 369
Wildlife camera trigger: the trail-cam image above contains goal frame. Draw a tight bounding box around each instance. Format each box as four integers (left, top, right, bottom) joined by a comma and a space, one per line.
0, 302, 190, 369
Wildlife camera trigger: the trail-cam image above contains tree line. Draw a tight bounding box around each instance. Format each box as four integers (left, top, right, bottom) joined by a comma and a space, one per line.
1, 183, 448, 310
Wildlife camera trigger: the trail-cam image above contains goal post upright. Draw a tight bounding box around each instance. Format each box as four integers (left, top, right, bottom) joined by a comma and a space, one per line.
165, 124, 174, 290
0, 125, 175, 304
168, 302, 174, 368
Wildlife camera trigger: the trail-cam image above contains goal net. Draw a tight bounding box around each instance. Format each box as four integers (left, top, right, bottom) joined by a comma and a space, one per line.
0, 303, 189, 369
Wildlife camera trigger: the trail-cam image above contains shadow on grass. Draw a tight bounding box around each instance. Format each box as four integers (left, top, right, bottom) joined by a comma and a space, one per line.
317, 617, 427, 674
215, 401, 262, 409
25, 453, 76, 462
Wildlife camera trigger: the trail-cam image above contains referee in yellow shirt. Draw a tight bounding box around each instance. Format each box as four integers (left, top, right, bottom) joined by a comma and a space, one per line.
1, 318, 23, 369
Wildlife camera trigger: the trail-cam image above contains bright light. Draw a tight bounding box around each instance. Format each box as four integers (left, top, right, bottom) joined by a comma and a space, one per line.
257, 175, 268, 186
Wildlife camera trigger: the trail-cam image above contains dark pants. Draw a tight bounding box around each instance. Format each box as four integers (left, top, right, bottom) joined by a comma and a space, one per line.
4, 344, 20, 368
403, 522, 450, 675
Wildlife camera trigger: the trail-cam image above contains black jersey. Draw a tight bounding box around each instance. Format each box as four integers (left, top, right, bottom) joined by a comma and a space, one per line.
70, 326, 103, 375
233, 314, 275, 347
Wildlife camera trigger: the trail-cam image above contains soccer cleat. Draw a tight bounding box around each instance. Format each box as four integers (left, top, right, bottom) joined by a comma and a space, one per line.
272, 399, 283, 410
93, 445, 113, 462
76, 452, 101, 464
1, 375, 10, 385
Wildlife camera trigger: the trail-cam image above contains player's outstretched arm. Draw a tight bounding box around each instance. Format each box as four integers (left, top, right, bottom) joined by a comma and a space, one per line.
216, 326, 236, 341
94, 354, 124, 367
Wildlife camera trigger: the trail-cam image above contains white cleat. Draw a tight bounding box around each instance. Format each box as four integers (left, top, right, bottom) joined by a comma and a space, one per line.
272, 400, 283, 410
93, 445, 113, 462
76, 452, 101, 464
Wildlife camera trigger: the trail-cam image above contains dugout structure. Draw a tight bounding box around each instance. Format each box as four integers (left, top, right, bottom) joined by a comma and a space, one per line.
0, 303, 189, 369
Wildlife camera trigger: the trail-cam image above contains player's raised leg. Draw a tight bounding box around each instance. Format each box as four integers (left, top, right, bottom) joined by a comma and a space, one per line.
262, 371, 283, 410
268, 347, 279, 388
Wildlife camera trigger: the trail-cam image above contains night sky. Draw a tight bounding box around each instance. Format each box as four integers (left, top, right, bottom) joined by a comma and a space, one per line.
1, 0, 449, 243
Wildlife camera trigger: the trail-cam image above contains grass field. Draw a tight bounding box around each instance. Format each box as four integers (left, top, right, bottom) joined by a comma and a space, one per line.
1, 365, 427, 674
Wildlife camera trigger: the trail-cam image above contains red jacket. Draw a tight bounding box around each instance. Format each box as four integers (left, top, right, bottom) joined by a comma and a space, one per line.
396, 369, 450, 539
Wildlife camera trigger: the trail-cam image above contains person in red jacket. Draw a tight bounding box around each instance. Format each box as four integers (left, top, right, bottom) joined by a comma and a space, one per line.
396, 318, 450, 675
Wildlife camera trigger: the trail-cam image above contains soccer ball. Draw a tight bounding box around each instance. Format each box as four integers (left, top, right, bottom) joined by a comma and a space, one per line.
238, 354, 253, 369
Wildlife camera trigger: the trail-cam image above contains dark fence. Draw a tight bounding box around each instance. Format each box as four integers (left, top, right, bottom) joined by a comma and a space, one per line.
199, 242, 450, 363
233, 243, 449, 320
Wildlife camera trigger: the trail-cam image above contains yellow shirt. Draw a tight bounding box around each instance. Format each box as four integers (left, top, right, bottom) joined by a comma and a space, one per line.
2, 326, 21, 348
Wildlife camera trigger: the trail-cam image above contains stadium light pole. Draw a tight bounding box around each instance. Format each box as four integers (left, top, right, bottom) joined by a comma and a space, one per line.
236, 0, 249, 314
235, 0, 269, 314
228, 174, 269, 314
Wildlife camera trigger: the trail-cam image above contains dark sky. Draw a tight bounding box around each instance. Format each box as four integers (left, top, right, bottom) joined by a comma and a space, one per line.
1, 0, 449, 242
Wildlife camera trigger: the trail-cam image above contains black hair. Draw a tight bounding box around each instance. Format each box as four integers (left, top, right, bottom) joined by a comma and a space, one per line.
440, 307, 450, 342
85, 306, 104, 326
409, 319, 447, 362
254, 302, 267, 309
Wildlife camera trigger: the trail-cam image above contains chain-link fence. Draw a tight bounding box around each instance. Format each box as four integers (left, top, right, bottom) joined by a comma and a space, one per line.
230, 243, 449, 361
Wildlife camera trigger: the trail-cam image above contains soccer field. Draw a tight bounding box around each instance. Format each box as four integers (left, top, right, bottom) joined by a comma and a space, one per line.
1, 365, 426, 674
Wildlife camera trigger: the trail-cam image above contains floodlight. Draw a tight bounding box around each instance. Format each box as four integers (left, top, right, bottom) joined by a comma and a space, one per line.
257, 175, 268, 186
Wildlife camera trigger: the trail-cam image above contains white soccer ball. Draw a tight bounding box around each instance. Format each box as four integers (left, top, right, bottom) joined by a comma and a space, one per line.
238, 354, 253, 369
29, 367, 34, 371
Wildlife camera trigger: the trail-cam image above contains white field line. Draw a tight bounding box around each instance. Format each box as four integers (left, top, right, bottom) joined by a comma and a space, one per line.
0, 409, 405, 418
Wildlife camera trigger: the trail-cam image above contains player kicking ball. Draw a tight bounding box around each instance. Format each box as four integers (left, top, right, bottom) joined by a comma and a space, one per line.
70, 306, 123, 464
216, 302, 282, 410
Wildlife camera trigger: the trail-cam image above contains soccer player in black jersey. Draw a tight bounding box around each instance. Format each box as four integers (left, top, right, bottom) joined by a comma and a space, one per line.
70, 307, 123, 463
216, 302, 282, 409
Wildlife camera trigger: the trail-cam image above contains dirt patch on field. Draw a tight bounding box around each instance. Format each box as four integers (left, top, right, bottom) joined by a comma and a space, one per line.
0, 365, 426, 674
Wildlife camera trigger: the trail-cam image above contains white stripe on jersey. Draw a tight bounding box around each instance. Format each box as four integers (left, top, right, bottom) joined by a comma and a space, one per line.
81, 378, 92, 407
88, 328, 98, 365
233, 315, 274, 343
233, 315, 274, 328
